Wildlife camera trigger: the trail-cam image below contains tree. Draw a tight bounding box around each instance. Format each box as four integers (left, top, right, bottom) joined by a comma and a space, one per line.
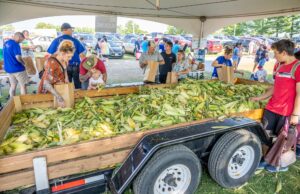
266, 16, 290, 37
0, 24, 15, 31
288, 15, 300, 37
35, 22, 60, 31
165, 26, 185, 35
222, 22, 250, 36
118, 21, 147, 35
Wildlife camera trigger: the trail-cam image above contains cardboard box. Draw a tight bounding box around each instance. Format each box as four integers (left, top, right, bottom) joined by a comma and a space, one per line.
54, 83, 75, 108
143, 61, 159, 83
217, 66, 235, 84
35, 57, 47, 72
166, 72, 178, 84
22, 56, 36, 75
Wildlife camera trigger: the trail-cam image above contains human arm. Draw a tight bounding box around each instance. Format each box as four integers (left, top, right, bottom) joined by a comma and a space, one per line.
290, 83, 300, 125
16, 55, 26, 65
139, 54, 147, 68
43, 80, 65, 107
211, 59, 224, 68
158, 53, 165, 65
102, 73, 107, 83
250, 86, 274, 101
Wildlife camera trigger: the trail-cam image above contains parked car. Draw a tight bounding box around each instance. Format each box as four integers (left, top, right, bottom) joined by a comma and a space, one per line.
206, 39, 223, 54
108, 41, 124, 59
150, 32, 163, 39
122, 34, 138, 42
124, 38, 139, 55
213, 35, 232, 45
78, 33, 97, 48
32, 36, 54, 52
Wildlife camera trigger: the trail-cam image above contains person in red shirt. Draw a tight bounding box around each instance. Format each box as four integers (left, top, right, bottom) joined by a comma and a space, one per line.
251, 39, 300, 172
79, 55, 107, 90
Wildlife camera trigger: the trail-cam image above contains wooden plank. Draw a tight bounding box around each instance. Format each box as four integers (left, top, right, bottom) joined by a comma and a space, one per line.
74, 87, 139, 99
236, 78, 271, 86
0, 149, 130, 192
22, 102, 53, 110
0, 99, 15, 141
232, 109, 264, 121
19, 94, 53, 103
13, 96, 22, 112
0, 117, 213, 174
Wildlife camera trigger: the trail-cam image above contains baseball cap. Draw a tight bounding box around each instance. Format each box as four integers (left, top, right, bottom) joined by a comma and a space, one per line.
83, 55, 97, 70
61, 23, 74, 31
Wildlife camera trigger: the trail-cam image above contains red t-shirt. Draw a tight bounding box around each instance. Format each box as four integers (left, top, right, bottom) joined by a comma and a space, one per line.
266, 60, 300, 116
79, 58, 107, 76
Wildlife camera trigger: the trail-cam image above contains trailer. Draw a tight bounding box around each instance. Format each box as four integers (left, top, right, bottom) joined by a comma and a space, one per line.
0, 78, 271, 194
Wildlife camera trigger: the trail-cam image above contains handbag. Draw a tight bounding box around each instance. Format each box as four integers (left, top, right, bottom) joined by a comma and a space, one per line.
265, 119, 298, 167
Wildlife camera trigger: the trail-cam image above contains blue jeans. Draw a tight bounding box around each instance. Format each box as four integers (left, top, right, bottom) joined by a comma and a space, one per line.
81, 79, 89, 90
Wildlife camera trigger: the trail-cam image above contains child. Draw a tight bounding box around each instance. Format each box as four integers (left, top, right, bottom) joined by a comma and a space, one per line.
88, 69, 105, 90
251, 65, 267, 82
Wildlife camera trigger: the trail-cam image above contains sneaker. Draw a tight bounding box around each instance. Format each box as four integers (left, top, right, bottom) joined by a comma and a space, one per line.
265, 165, 288, 173
296, 145, 300, 159
257, 161, 268, 170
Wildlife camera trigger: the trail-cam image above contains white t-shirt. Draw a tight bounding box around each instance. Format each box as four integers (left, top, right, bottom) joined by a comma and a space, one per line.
89, 75, 104, 86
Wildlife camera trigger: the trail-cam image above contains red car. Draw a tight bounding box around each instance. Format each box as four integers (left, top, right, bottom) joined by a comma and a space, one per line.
207, 39, 223, 54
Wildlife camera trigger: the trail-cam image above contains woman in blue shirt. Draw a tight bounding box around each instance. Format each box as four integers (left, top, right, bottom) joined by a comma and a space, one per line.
211, 46, 233, 79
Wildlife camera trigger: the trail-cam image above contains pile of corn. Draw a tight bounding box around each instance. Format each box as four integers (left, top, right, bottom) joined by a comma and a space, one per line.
0, 80, 268, 155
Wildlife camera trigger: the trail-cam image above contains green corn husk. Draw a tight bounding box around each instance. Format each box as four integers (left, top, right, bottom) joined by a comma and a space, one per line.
0, 80, 268, 156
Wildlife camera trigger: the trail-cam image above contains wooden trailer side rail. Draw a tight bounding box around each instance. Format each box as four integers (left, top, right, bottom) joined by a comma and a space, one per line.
0, 79, 268, 191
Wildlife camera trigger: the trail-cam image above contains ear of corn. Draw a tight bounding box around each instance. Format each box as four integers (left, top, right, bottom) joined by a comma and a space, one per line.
0, 79, 268, 156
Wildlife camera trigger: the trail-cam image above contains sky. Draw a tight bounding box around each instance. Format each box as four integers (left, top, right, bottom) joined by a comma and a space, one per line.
10, 15, 168, 33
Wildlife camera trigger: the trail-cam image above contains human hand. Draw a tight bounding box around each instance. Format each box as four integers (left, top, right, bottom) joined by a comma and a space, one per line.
57, 97, 65, 108
290, 115, 299, 125
249, 97, 261, 101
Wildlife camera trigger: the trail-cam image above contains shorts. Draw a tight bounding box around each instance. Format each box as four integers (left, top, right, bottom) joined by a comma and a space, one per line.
258, 59, 266, 67
8, 71, 29, 86
262, 109, 287, 136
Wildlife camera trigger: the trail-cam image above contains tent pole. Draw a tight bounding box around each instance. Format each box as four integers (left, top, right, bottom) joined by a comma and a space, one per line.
198, 16, 207, 48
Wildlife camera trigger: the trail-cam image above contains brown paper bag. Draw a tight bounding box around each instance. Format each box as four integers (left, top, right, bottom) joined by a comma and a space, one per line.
53, 83, 75, 108
35, 57, 47, 73
217, 66, 235, 84
22, 56, 36, 75
166, 72, 178, 84
143, 61, 159, 83
0, 60, 3, 70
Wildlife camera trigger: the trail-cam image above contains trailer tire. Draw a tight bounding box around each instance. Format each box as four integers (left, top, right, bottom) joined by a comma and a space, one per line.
133, 144, 201, 194
208, 129, 262, 188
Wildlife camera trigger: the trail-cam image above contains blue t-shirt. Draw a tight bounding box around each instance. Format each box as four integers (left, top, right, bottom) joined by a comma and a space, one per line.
232, 47, 239, 61
212, 56, 232, 78
47, 35, 85, 66
141, 40, 148, 53
172, 44, 180, 55
159, 43, 165, 53
3, 39, 25, 73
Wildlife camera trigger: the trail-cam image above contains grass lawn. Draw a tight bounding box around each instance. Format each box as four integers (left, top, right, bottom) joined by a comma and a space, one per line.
197, 160, 300, 194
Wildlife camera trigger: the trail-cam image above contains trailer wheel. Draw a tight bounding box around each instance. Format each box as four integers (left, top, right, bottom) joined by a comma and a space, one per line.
133, 145, 201, 194
208, 129, 262, 188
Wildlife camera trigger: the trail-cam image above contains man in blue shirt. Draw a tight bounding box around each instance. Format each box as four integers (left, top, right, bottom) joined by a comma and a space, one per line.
172, 40, 181, 55
47, 23, 86, 89
141, 36, 148, 53
3, 32, 29, 97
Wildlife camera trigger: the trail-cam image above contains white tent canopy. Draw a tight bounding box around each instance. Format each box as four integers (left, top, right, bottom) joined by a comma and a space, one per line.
1, 0, 300, 37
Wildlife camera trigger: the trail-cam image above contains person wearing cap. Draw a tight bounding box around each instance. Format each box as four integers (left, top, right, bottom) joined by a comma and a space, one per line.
46, 23, 86, 89
79, 55, 107, 90
139, 40, 165, 83
3, 32, 29, 97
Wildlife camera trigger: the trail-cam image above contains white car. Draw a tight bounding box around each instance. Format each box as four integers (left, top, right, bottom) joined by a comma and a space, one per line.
32, 36, 54, 52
